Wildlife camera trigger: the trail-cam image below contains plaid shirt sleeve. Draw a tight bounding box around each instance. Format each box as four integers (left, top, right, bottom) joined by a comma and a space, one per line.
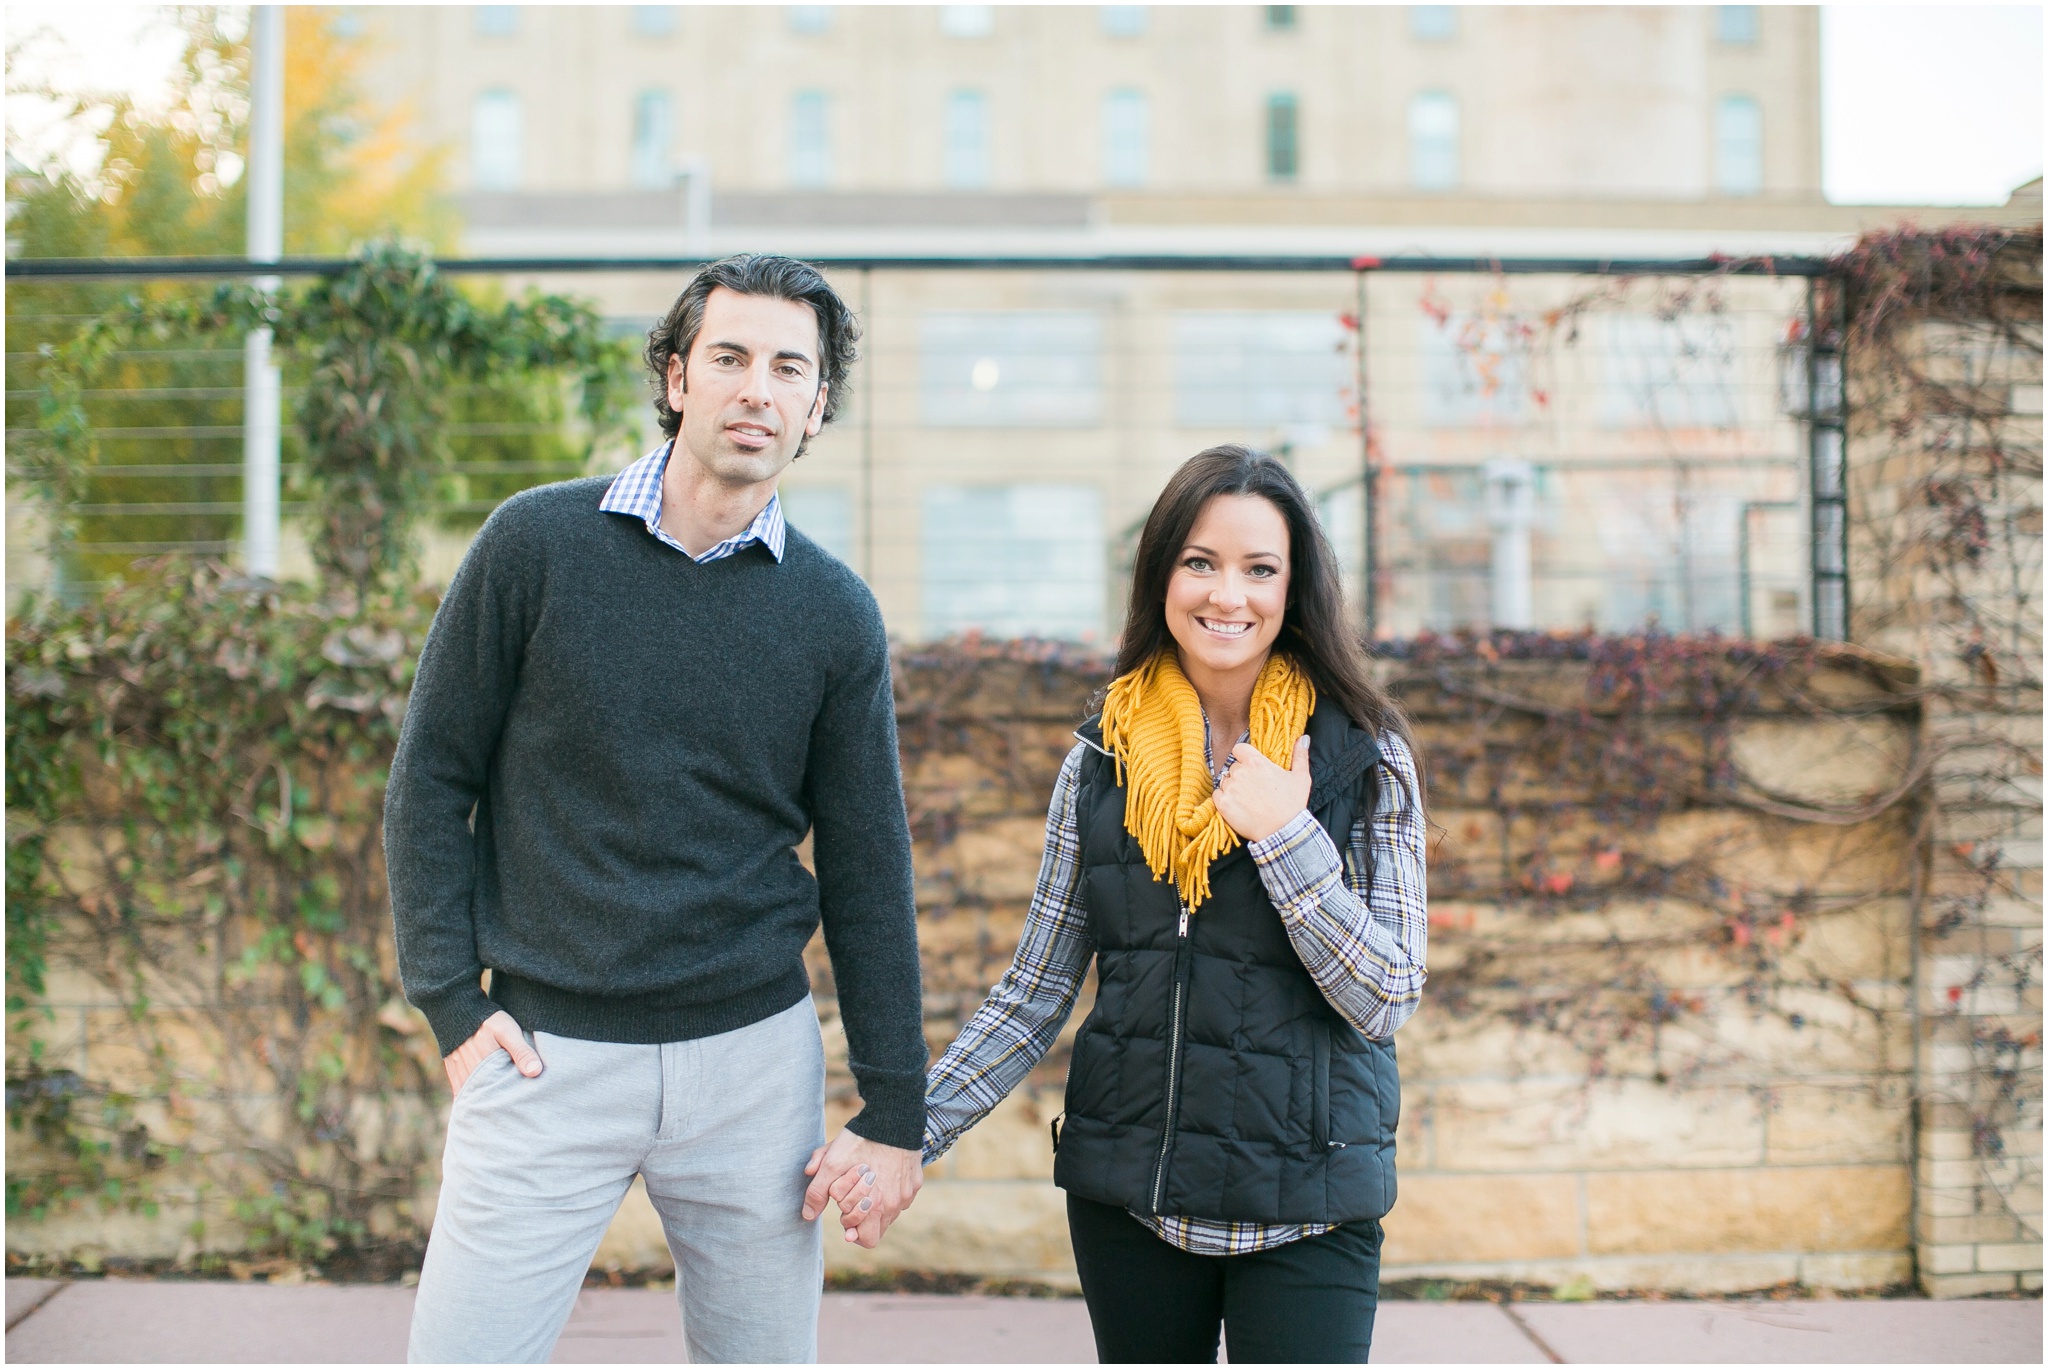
924, 743, 1096, 1165
1246, 729, 1428, 1039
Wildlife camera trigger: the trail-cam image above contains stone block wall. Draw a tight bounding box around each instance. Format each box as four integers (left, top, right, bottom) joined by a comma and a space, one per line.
13, 228, 2041, 1297
789, 647, 1932, 1295
8, 640, 1944, 1295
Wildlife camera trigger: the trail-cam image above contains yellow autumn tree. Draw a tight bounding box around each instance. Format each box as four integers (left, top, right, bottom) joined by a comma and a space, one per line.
278, 6, 455, 253
9, 9, 603, 591
8, 6, 453, 259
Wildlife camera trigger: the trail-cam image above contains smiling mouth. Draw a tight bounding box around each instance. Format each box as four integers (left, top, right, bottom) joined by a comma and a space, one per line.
1195, 617, 1253, 638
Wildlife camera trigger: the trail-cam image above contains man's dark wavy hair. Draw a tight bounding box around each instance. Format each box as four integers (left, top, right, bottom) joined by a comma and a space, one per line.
643, 253, 860, 441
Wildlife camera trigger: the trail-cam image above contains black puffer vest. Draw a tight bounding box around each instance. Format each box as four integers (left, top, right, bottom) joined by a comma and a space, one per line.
1051, 703, 1401, 1225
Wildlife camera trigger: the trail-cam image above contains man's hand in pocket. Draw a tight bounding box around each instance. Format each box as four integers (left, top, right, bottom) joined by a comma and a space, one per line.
443, 1010, 544, 1092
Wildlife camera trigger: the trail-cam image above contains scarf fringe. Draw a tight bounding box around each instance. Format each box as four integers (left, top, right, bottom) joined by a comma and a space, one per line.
1100, 650, 1314, 911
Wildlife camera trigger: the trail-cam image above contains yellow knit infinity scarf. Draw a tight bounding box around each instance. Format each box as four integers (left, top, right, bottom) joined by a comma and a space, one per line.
1099, 650, 1315, 911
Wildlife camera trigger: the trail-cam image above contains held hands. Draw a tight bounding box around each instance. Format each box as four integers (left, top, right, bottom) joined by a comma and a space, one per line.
1213, 734, 1313, 844
801, 1129, 923, 1249
443, 1009, 543, 1093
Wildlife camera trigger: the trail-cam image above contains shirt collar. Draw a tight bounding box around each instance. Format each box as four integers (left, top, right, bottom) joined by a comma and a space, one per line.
599, 441, 787, 564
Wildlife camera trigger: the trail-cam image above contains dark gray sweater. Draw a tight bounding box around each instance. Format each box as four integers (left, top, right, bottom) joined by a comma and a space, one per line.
385, 476, 926, 1148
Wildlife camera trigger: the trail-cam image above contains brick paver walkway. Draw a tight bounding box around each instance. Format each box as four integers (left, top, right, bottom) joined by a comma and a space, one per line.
6, 1278, 2040, 1363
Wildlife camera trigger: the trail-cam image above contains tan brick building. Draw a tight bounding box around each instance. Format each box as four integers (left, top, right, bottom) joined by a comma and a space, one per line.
333, 5, 2038, 645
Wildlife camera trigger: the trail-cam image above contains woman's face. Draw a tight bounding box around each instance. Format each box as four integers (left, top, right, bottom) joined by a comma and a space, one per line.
1164, 493, 1292, 680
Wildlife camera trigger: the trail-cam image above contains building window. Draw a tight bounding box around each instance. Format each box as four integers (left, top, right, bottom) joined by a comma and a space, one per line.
1715, 94, 1762, 195
1409, 6, 1457, 41
943, 90, 990, 188
920, 311, 1103, 427
939, 5, 995, 38
473, 6, 517, 37
1265, 93, 1299, 181
922, 485, 1106, 642
1102, 89, 1149, 187
1174, 312, 1350, 430
1264, 6, 1297, 31
1420, 313, 1529, 426
1101, 6, 1147, 36
470, 89, 522, 190
630, 90, 674, 189
1715, 5, 1760, 45
1408, 90, 1459, 190
1599, 313, 1740, 430
787, 5, 833, 34
778, 486, 854, 567
790, 90, 831, 188
632, 6, 676, 36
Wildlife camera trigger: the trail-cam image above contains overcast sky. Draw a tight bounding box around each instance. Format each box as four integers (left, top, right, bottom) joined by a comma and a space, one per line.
1823, 4, 2040, 204
7, 3, 2043, 206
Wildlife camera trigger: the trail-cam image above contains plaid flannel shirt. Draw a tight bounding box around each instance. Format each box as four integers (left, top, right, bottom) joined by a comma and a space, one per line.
598, 441, 787, 563
925, 726, 1428, 1257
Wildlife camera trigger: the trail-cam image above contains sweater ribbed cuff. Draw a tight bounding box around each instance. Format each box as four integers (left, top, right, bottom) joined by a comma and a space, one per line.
414, 982, 499, 1059
842, 1064, 931, 1152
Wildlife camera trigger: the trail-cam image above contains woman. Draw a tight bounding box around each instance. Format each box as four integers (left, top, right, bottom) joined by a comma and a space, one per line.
925, 445, 1427, 1362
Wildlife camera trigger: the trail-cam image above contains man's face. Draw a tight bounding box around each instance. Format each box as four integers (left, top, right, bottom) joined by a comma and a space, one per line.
665, 286, 829, 487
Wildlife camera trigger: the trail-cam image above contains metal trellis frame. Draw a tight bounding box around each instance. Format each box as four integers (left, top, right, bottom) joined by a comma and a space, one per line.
7, 253, 1836, 280
10, 248, 1848, 639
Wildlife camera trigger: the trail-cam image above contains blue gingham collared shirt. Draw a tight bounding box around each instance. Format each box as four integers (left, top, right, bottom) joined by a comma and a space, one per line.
925, 725, 1429, 1257
599, 441, 786, 563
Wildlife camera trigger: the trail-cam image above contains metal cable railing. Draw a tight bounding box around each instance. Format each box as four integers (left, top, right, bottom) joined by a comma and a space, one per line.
8, 253, 1840, 638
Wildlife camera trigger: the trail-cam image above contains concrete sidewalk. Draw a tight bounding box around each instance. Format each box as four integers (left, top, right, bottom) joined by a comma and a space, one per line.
5, 1278, 2040, 1363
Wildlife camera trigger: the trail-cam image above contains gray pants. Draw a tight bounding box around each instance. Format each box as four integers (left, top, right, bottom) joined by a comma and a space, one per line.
408, 998, 827, 1363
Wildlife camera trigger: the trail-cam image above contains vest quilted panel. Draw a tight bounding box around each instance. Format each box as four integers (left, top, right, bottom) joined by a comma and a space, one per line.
1051, 703, 1402, 1225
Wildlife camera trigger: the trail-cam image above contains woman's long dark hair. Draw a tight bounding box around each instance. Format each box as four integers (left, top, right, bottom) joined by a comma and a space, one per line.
1113, 444, 1416, 764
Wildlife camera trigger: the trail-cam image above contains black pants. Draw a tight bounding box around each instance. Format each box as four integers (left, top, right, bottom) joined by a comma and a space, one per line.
1066, 1194, 1381, 1364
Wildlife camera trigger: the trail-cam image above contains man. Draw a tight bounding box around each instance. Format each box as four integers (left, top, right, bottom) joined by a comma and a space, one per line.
387, 254, 925, 1363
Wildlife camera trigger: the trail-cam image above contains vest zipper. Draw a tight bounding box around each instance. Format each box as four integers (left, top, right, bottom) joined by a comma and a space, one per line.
1312, 1019, 1332, 1151
1149, 898, 1192, 1214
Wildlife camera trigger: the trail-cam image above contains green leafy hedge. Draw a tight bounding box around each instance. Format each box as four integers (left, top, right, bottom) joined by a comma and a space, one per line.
6, 562, 439, 1260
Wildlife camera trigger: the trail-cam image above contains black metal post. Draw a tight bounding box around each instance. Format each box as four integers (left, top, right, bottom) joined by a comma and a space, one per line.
1807, 274, 1850, 639
1355, 268, 1378, 640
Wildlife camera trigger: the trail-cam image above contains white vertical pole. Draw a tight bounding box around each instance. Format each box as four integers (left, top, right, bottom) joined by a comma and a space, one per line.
1485, 458, 1536, 630
243, 5, 284, 579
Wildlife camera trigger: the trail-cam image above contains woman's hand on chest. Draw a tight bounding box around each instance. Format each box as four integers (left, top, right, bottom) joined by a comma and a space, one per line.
1213, 734, 1312, 843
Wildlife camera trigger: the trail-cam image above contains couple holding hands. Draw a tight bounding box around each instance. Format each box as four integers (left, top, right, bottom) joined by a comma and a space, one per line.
388, 254, 1427, 1365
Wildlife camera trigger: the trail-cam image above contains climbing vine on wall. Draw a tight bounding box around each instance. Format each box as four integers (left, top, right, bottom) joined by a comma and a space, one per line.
6, 564, 438, 1265
884, 630, 1926, 1114
1833, 225, 2043, 1241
